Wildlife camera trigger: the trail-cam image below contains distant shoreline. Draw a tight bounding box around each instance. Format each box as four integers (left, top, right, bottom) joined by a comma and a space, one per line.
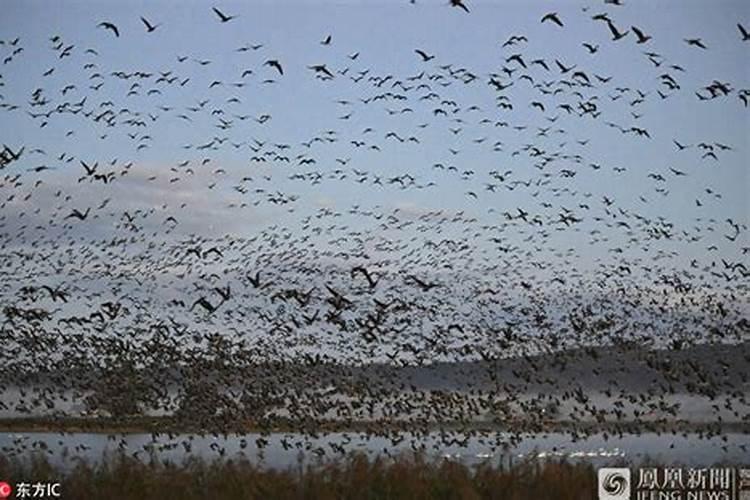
0, 416, 747, 435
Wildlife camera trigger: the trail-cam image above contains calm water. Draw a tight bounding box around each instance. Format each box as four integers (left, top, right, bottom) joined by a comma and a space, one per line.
1, 431, 748, 469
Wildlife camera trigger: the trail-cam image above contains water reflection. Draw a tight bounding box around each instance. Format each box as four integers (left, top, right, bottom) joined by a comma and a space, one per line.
1, 431, 747, 469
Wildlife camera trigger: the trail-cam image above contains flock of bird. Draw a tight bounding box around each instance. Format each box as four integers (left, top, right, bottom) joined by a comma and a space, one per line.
0, 1, 748, 462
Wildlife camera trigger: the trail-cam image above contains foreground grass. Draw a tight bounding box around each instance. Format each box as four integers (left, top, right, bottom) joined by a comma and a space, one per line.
0, 451, 598, 500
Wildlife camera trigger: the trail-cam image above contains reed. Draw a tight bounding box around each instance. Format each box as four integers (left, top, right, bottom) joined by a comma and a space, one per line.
0, 450, 599, 500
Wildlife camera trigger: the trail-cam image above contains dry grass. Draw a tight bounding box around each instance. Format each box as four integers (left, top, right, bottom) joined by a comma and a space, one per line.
0, 450, 598, 500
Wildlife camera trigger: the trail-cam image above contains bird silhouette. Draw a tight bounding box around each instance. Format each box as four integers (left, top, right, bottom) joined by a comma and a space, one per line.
685, 38, 707, 49
415, 49, 434, 62
212, 7, 236, 23
97, 21, 119, 37
541, 12, 563, 27
631, 26, 651, 43
351, 266, 379, 289
65, 208, 91, 220
0, 0, 746, 471
582, 43, 599, 54
450, 0, 469, 13
606, 21, 629, 41
140, 16, 160, 33
739, 23, 750, 41
308, 64, 334, 79
264, 59, 284, 75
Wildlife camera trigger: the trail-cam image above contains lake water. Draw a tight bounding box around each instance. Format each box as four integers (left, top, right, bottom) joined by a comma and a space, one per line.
1, 431, 748, 469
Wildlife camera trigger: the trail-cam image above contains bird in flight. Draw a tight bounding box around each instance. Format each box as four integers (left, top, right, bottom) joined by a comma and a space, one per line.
685, 38, 707, 49
450, 0, 469, 13
65, 208, 91, 221
415, 49, 434, 62
631, 26, 651, 43
97, 21, 119, 37
212, 7, 236, 23
739, 23, 750, 41
541, 12, 563, 27
140, 16, 160, 33
0, 0, 746, 458
309, 64, 334, 79
607, 21, 629, 41
264, 59, 284, 75
351, 266, 379, 289
582, 43, 599, 54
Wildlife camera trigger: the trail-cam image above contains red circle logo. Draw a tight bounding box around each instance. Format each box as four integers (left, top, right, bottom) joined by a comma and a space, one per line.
0, 482, 12, 499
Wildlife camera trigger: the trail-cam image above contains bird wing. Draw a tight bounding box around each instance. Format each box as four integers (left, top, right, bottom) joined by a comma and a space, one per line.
212, 7, 228, 21
542, 13, 562, 26
268, 61, 283, 75
454, 1, 469, 13
607, 21, 621, 38
99, 22, 119, 37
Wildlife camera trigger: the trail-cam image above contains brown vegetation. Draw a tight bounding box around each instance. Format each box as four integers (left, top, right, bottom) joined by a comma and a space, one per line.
0, 451, 598, 500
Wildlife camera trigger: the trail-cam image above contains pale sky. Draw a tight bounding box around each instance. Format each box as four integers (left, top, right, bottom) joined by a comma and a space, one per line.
0, 0, 747, 359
